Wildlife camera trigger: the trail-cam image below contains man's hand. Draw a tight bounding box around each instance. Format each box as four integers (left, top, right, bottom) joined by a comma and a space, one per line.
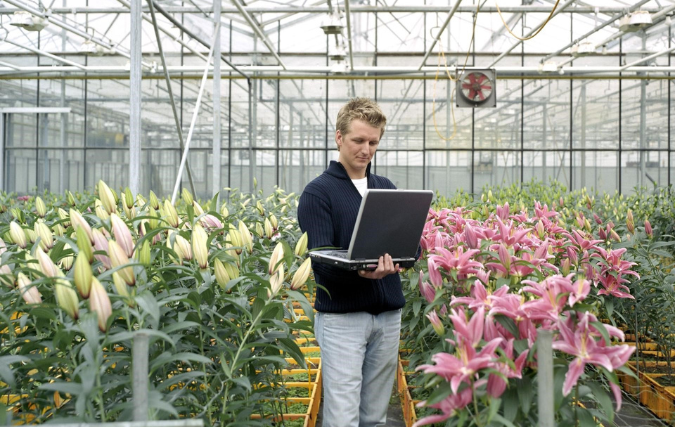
358, 253, 400, 280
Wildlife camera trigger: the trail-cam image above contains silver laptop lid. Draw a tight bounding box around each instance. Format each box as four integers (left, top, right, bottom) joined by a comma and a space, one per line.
346, 189, 434, 260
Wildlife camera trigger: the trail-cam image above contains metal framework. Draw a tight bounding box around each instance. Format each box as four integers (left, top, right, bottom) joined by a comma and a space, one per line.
0, 0, 673, 198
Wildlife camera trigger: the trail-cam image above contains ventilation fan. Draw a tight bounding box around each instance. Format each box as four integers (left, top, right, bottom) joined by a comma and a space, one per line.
456, 68, 496, 108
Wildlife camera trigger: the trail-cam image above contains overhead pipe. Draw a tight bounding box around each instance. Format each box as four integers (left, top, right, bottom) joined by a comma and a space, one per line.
489, 0, 575, 68
2, 64, 675, 75
0, 0, 152, 68
0, 6, 663, 14
540, 0, 651, 62
418, 0, 463, 71
148, 0, 249, 80
620, 46, 675, 71
597, 4, 675, 48
230, 0, 286, 70
117, 0, 207, 62
3, 39, 87, 69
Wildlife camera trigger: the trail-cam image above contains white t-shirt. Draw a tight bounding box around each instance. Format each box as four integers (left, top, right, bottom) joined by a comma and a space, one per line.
352, 177, 368, 197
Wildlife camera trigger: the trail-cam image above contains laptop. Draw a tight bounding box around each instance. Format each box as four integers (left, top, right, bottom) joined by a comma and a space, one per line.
309, 189, 434, 271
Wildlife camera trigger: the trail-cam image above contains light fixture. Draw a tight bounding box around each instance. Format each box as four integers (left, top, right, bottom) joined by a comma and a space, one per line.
329, 43, 347, 61
602, 44, 608, 55
331, 60, 349, 74
320, 13, 344, 35
10, 11, 48, 32
538, 61, 558, 73
571, 41, 596, 57
620, 11, 652, 32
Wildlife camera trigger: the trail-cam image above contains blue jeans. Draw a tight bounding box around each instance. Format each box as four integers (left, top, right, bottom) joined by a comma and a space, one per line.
315, 309, 402, 427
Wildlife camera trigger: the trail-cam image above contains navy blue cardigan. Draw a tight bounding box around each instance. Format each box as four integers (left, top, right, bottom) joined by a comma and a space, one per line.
297, 161, 406, 314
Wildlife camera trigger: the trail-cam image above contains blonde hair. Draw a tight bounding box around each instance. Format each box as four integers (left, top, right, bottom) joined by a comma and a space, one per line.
336, 98, 387, 137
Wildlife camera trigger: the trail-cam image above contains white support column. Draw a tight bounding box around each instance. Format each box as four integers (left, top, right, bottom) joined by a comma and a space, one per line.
129, 0, 142, 195
213, 0, 222, 204
0, 113, 4, 191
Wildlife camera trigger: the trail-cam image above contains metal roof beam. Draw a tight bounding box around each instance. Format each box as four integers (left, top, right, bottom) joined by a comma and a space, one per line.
488, 0, 575, 68
0, 6, 664, 14
418, 0, 463, 71
230, 0, 286, 70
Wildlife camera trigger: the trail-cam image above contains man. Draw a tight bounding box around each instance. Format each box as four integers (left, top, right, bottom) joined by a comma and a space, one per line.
297, 98, 405, 427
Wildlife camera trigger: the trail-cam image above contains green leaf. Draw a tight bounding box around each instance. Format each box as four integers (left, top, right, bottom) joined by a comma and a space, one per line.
586, 382, 614, 423
135, 291, 161, 326
491, 413, 517, 427
278, 338, 305, 369
502, 387, 519, 422
517, 377, 534, 415
150, 352, 212, 373
495, 315, 520, 339
425, 380, 453, 405
161, 321, 200, 335
157, 371, 205, 392
231, 376, 252, 392
29, 306, 57, 321
0, 356, 30, 389
39, 381, 83, 395
590, 321, 610, 345
413, 300, 422, 318
576, 407, 598, 427
286, 289, 315, 325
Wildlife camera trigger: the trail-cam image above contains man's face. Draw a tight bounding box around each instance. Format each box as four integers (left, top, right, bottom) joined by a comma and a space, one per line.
336, 119, 382, 179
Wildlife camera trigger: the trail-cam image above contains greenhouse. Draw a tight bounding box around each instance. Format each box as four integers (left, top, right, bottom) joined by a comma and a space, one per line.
0, 0, 673, 426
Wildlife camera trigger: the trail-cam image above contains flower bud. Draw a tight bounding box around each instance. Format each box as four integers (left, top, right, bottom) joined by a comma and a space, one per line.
269, 264, 284, 297
256, 200, 264, 216
149, 191, 160, 210
295, 232, 308, 257
55, 278, 79, 320
626, 210, 634, 234
182, 188, 194, 206
192, 224, 209, 269
174, 234, 192, 263
66, 190, 76, 207
35, 196, 47, 217
112, 271, 133, 306
224, 262, 239, 281
9, 221, 27, 248
164, 200, 179, 228
220, 204, 229, 218
610, 229, 621, 242
264, 218, 274, 239
35, 221, 53, 250
290, 258, 312, 290
645, 220, 653, 238
238, 221, 253, 254
74, 251, 93, 299
268, 242, 285, 275
74, 226, 93, 264
561, 258, 571, 276
123, 188, 134, 210
426, 310, 445, 337
228, 228, 243, 254
10, 208, 23, 222
58, 208, 70, 227
593, 213, 602, 225
464, 223, 478, 249
192, 201, 204, 217
53, 223, 65, 237
270, 214, 278, 230
70, 209, 93, 243
36, 247, 62, 278
98, 180, 117, 214
60, 243, 74, 271
111, 214, 135, 258
200, 214, 223, 231
92, 229, 112, 270
17, 272, 41, 305
89, 277, 112, 332
108, 240, 135, 286
26, 229, 37, 244
255, 222, 265, 238
95, 199, 109, 221
136, 240, 151, 266
214, 258, 231, 289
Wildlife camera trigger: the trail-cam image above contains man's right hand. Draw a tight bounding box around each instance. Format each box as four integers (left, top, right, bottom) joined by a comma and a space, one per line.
358, 253, 400, 280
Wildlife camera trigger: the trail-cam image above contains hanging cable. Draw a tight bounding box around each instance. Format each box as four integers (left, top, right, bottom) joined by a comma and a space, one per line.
495, 0, 561, 41
431, 0, 480, 142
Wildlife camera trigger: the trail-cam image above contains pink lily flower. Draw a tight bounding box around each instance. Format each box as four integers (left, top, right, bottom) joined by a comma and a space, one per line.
521, 275, 574, 323
463, 223, 479, 249
452, 280, 509, 311
412, 383, 475, 427
534, 201, 558, 220
493, 218, 531, 247
430, 246, 483, 278
495, 202, 510, 220
566, 230, 602, 252
489, 293, 537, 342
418, 272, 436, 303
553, 313, 635, 397
568, 278, 590, 306
597, 275, 634, 299
487, 339, 528, 398
427, 257, 444, 288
